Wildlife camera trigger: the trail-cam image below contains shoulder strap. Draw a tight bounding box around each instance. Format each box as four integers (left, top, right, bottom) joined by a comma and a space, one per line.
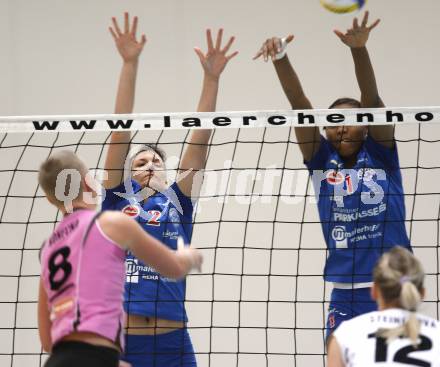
80, 211, 104, 248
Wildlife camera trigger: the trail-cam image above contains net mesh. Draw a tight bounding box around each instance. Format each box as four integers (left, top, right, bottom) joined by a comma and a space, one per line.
0, 120, 439, 367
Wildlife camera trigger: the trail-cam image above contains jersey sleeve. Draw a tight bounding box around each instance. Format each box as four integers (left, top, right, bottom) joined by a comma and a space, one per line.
364, 135, 400, 170
304, 135, 333, 172
101, 179, 141, 211
170, 182, 194, 219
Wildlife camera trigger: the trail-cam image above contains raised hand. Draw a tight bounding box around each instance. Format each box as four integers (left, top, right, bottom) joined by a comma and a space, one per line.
334, 11, 380, 49
109, 12, 147, 63
253, 35, 294, 62
194, 29, 238, 81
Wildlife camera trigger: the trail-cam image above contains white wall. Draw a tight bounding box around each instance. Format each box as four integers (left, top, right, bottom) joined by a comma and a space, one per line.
2, 0, 440, 116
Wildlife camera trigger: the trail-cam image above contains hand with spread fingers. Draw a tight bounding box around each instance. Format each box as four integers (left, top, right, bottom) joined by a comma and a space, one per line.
253, 35, 294, 62
194, 29, 238, 81
109, 12, 147, 63
334, 11, 380, 49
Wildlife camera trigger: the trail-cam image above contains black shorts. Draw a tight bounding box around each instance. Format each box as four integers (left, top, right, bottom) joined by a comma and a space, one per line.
44, 341, 120, 367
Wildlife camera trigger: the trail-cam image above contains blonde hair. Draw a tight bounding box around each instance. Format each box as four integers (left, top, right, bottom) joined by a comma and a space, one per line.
374, 247, 424, 345
38, 150, 88, 207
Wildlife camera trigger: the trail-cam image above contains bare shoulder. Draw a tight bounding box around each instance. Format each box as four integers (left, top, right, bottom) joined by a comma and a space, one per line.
98, 211, 133, 243
99, 210, 128, 226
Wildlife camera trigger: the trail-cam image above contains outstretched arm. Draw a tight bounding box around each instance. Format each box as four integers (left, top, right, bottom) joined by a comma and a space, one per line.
254, 36, 320, 162
103, 13, 147, 189
335, 11, 394, 148
100, 212, 203, 279
177, 29, 238, 198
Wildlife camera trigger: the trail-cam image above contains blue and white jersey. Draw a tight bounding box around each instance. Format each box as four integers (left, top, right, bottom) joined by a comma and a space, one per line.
333, 309, 440, 367
102, 180, 194, 322
305, 135, 410, 283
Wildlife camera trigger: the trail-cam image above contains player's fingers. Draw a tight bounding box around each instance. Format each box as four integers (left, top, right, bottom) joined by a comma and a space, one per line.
262, 43, 269, 61
353, 17, 359, 29
368, 19, 381, 31
124, 12, 130, 33
362, 10, 369, 27
215, 28, 223, 50
226, 50, 239, 61
285, 34, 294, 44
266, 39, 276, 59
252, 49, 263, 60
194, 47, 205, 62
131, 15, 138, 36
140, 34, 147, 46
109, 27, 118, 41
112, 17, 122, 36
334, 29, 344, 39
206, 29, 214, 52
221, 36, 235, 54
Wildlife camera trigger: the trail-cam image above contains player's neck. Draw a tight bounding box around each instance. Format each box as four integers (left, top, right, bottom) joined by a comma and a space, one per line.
378, 298, 400, 311
342, 155, 357, 169
60, 201, 97, 216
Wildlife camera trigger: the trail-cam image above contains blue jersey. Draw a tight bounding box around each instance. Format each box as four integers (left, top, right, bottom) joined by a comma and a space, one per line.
305, 135, 410, 283
102, 180, 194, 322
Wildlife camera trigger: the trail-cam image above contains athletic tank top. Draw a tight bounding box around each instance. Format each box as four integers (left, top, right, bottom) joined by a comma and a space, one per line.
102, 180, 193, 322
40, 209, 126, 349
305, 135, 410, 283
333, 308, 440, 366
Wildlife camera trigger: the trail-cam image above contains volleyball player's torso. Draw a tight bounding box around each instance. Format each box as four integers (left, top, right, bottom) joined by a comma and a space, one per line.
123, 190, 190, 279
117, 181, 193, 321
317, 138, 409, 250
336, 309, 440, 367
40, 210, 126, 347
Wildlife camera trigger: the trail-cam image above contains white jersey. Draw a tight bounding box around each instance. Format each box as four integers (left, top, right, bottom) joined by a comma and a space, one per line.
333, 308, 440, 367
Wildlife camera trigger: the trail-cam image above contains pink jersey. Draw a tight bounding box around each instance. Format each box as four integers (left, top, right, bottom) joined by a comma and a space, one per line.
40, 209, 126, 349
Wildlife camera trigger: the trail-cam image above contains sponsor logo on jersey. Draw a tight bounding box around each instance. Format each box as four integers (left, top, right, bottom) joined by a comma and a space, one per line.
125, 258, 139, 283
332, 226, 348, 248
169, 207, 180, 223
122, 204, 140, 218
333, 203, 387, 222
164, 230, 179, 240
331, 224, 383, 244
326, 170, 344, 185
50, 297, 74, 321
145, 210, 161, 226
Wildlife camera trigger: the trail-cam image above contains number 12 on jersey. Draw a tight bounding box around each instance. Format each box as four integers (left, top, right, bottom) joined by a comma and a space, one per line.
368, 332, 432, 367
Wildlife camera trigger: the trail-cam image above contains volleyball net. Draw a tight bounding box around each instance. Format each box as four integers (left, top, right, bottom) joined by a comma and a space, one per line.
0, 107, 439, 367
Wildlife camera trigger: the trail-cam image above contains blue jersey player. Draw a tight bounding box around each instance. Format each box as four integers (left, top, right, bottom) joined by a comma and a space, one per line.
255, 11, 411, 338
103, 13, 238, 367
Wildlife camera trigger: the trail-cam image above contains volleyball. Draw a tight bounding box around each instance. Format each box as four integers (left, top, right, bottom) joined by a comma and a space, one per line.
320, 0, 366, 14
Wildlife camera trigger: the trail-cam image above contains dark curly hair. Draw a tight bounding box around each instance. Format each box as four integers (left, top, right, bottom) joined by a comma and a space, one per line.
328, 97, 361, 109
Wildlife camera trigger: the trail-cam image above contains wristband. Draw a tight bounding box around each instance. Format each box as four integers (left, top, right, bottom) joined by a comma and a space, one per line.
274, 37, 288, 60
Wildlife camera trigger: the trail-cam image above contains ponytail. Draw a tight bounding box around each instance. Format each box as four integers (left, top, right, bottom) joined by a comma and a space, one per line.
374, 247, 424, 346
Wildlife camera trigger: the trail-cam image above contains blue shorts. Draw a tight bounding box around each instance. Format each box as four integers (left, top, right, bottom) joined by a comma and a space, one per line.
326, 287, 377, 339
121, 328, 196, 367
